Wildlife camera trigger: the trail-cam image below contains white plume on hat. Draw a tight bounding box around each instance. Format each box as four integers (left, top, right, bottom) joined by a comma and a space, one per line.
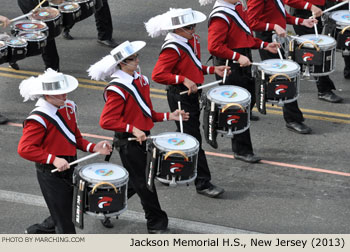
87, 54, 118, 81
144, 9, 173, 38
198, 0, 215, 6
19, 75, 40, 102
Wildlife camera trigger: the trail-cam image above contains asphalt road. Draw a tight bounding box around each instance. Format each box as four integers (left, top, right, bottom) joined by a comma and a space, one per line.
0, 0, 349, 234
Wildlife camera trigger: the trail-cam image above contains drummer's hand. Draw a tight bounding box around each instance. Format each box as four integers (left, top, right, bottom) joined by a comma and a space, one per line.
264, 42, 280, 54
302, 18, 318, 28
132, 127, 147, 144
274, 24, 286, 37
213, 65, 231, 77
183, 77, 198, 95
53, 157, 70, 172
0, 16, 10, 28
237, 54, 251, 67
311, 5, 323, 18
93, 140, 112, 155
169, 109, 190, 121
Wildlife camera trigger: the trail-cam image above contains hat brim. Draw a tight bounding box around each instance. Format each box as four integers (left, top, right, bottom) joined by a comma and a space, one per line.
113, 41, 146, 65
30, 74, 79, 96
162, 10, 207, 30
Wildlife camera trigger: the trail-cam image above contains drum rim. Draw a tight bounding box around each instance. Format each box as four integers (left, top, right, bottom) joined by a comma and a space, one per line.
258, 59, 300, 76
296, 34, 337, 50
13, 20, 49, 32
5, 37, 28, 47
58, 2, 81, 13
18, 31, 47, 42
31, 7, 61, 22
206, 85, 251, 106
153, 132, 200, 155
330, 10, 350, 26
48, 0, 66, 6
71, 0, 94, 4
78, 162, 129, 185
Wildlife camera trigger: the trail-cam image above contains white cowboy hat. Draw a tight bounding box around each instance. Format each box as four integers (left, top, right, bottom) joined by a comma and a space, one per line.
145, 8, 206, 38
19, 68, 79, 102
87, 40, 146, 81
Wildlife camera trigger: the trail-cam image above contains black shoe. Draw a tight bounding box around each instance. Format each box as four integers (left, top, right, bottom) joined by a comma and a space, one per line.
97, 39, 118, 48
101, 217, 114, 228
148, 228, 170, 234
286, 122, 311, 134
9, 62, 19, 70
196, 184, 224, 198
344, 67, 350, 79
25, 217, 56, 234
250, 112, 260, 121
0, 114, 8, 124
318, 91, 343, 103
233, 153, 261, 163
63, 31, 74, 40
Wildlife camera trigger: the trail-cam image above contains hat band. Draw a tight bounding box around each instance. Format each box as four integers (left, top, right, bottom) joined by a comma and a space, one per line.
42, 80, 65, 91
171, 13, 194, 26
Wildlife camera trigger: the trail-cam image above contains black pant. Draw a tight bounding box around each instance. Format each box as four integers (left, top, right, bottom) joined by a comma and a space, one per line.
293, 8, 336, 93
118, 139, 168, 231
167, 88, 212, 189
95, 0, 113, 41
256, 31, 305, 123
213, 50, 255, 155
17, 0, 59, 70
35, 160, 76, 234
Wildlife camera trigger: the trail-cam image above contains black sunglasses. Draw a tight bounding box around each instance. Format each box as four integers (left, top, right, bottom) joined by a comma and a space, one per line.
183, 24, 196, 30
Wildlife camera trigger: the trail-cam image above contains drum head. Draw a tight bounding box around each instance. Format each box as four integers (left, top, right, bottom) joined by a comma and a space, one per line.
297, 34, 336, 49
49, 0, 65, 6
153, 132, 199, 154
207, 85, 251, 105
330, 10, 350, 26
79, 163, 128, 184
18, 32, 47, 41
258, 59, 300, 76
14, 21, 48, 32
32, 7, 60, 20
5, 37, 27, 47
59, 2, 80, 12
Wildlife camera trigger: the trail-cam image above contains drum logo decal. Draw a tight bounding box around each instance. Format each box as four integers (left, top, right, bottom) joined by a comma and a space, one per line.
341, 14, 350, 21
275, 84, 288, 95
345, 38, 350, 47
227, 115, 240, 125
64, 5, 75, 10
98, 196, 113, 209
21, 24, 38, 29
95, 169, 114, 176
39, 12, 50, 17
170, 163, 184, 173
302, 52, 314, 62
221, 91, 237, 98
272, 63, 288, 69
168, 138, 185, 146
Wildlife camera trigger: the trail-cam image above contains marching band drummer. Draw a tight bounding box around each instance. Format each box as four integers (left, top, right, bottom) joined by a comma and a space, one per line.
247, 0, 317, 134
0, 15, 10, 124
147, 8, 229, 198
201, 0, 280, 163
88, 40, 189, 233
285, 0, 343, 103
17, 69, 112, 234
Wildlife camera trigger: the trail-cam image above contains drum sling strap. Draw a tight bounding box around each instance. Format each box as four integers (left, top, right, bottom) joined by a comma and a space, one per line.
203, 96, 218, 149
145, 142, 159, 192
255, 70, 267, 115
72, 168, 85, 229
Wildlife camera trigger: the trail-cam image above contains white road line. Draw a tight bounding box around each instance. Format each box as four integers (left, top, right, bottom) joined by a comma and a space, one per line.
0, 189, 258, 234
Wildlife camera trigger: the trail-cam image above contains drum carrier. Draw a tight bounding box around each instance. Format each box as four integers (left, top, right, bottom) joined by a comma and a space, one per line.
327, 10, 350, 58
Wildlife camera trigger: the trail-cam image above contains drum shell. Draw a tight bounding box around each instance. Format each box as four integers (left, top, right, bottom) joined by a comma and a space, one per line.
256, 59, 300, 105
30, 7, 62, 40
6, 38, 28, 63
0, 42, 8, 64
18, 32, 47, 57
76, 163, 128, 217
206, 85, 251, 135
58, 3, 81, 28
73, 0, 95, 22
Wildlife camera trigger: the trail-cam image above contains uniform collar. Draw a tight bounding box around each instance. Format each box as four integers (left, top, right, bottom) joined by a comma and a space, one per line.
35, 97, 59, 113
111, 69, 140, 84
214, 0, 239, 9
165, 32, 189, 43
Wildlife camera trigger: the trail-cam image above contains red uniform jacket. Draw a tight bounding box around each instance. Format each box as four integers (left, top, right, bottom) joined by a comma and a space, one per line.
100, 70, 169, 134
247, 0, 305, 31
208, 1, 268, 60
286, 0, 325, 8
18, 98, 95, 165
152, 32, 215, 85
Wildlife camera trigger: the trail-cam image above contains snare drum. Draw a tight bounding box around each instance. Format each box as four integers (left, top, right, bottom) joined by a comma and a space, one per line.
5, 37, 27, 63
206, 85, 251, 136
11, 20, 49, 36
329, 10, 350, 53
71, 0, 95, 22
31, 7, 62, 39
291, 34, 336, 76
74, 163, 128, 219
255, 59, 300, 107
0, 41, 8, 64
18, 32, 47, 57
152, 132, 199, 186
59, 2, 81, 28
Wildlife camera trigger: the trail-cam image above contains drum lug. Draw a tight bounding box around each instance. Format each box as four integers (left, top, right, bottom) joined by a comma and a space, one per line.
227, 128, 234, 138
169, 176, 177, 187
343, 49, 350, 56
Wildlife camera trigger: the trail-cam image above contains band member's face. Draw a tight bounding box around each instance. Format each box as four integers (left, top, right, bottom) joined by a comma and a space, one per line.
45, 94, 67, 107
122, 54, 139, 71
175, 24, 196, 39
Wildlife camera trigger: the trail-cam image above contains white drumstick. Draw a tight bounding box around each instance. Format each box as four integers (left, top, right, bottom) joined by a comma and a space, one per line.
128, 134, 177, 141
233, 61, 273, 67
179, 80, 222, 95
274, 38, 284, 61
10, 13, 33, 23
51, 143, 106, 173
314, 23, 319, 37
322, 1, 348, 14
223, 59, 229, 84
178, 101, 183, 134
